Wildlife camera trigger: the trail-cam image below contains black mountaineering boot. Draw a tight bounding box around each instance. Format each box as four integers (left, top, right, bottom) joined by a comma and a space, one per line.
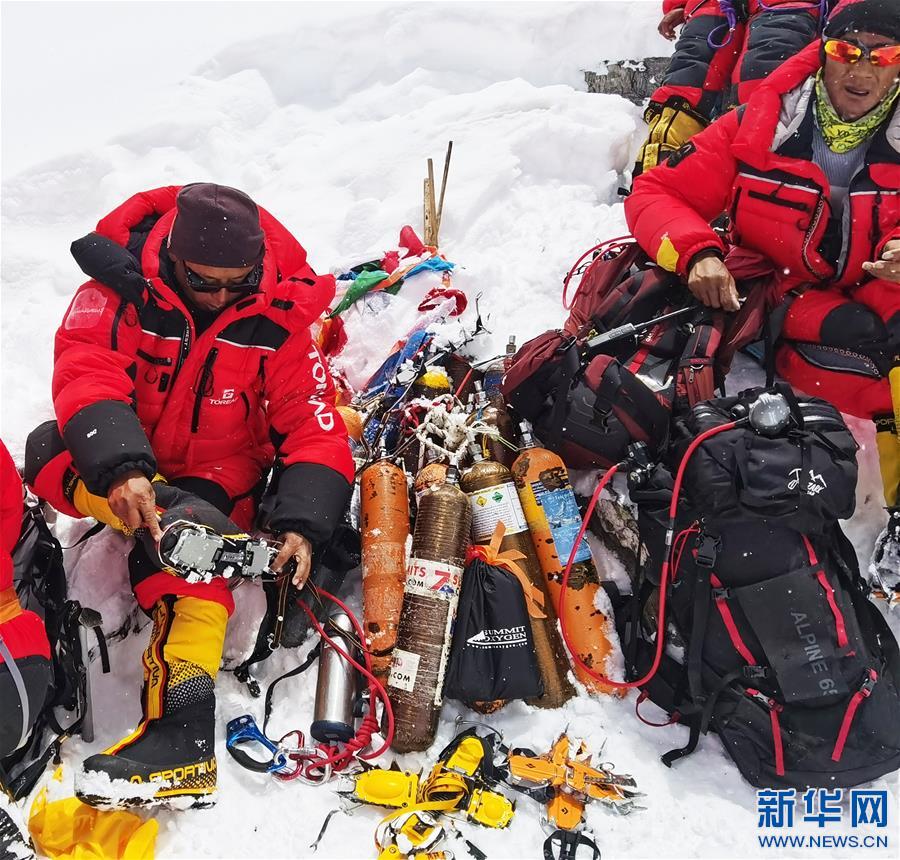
76, 595, 225, 809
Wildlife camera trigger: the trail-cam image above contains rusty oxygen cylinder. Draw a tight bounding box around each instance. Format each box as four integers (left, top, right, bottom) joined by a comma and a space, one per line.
446, 353, 481, 404
483, 335, 517, 407
414, 448, 448, 507
461, 446, 575, 709
511, 423, 619, 694
361, 449, 411, 680
466, 381, 517, 468
388, 466, 471, 752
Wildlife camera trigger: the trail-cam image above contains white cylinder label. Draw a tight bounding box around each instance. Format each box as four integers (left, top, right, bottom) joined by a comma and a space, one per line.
467, 481, 528, 540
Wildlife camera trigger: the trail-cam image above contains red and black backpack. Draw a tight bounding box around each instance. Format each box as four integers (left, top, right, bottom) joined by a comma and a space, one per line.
501, 239, 774, 468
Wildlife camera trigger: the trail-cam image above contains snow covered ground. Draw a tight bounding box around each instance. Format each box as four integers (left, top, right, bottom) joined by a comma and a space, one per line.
1, 2, 897, 858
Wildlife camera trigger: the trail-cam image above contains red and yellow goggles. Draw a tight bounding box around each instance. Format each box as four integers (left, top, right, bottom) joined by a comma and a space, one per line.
824, 38, 900, 67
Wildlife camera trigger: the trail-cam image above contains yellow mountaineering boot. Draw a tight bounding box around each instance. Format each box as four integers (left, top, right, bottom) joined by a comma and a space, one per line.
76, 595, 227, 809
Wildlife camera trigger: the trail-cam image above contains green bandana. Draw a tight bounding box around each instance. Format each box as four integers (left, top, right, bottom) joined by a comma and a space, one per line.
814, 70, 900, 153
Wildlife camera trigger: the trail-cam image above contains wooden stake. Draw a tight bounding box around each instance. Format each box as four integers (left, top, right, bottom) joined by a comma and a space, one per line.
435, 141, 453, 237
423, 176, 436, 247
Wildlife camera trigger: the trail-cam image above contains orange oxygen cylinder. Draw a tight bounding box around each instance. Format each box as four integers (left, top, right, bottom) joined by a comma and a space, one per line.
337, 405, 364, 443
361, 453, 411, 679
511, 423, 619, 694
461, 447, 575, 709
389, 466, 471, 752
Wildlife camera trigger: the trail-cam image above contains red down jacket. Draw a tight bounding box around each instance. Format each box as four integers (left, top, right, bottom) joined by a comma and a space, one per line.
627, 43, 899, 291
1, 440, 51, 758
626, 44, 899, 418
48, 187, 353, 545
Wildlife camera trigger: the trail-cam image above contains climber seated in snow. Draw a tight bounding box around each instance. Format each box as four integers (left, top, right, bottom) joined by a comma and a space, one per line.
626, 0, 900, 533
23, 183, 354, 809
636, 0, 827, 177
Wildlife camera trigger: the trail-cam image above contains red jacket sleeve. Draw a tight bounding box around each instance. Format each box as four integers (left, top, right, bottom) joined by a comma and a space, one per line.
0, 440, 23, 591
625, 108, 740, 277
263, 332, 353, 545
662, 0, 686, 13
52, 282, 156, 493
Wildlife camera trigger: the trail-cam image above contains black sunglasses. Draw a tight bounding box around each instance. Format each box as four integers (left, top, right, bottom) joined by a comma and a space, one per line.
183, 262, 263, 294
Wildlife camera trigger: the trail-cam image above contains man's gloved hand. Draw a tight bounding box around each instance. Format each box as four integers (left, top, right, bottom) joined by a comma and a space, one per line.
108, 470, 163, 540
687, 251, 741, 311
271, 532, 313, 589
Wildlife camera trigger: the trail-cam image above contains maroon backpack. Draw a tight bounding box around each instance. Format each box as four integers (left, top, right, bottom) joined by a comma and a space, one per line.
501, 239, 773, 468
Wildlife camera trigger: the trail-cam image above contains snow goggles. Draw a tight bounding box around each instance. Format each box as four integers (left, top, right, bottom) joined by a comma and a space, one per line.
184, 262, 263, 293
823, 38, 900, 67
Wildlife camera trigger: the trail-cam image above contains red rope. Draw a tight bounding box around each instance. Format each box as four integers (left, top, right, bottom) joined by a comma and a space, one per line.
561, 236, 635, 310
557, 420, 740, 691
275, 585, 395, 781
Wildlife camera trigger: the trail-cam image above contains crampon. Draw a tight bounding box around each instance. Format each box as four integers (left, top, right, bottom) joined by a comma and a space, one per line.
154, 520, 280, 584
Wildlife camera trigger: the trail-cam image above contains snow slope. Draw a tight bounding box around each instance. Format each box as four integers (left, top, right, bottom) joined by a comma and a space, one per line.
1, 3, 897, 858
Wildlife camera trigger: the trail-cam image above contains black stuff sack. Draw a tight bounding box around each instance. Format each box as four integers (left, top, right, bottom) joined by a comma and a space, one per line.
444, 533, 544, 703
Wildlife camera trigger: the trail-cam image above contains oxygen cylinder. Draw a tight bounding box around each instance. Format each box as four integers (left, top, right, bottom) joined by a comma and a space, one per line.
361, 454, 411, 679
511, 423, 619, 694
389, 466, 471, 752
466, 381, 517, 468
413, 449, 448, 506
338, 405, 364, 460
461, 448, 575, 709
483, 336, 517, 406
311, 611, 358, 743
446, 353, 481, 404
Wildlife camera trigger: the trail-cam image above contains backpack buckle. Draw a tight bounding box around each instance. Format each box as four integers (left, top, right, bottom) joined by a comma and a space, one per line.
741, 665, 770, 681
860, 670, 878, 697
695, 535, 719, 568
711, 586, 731, 600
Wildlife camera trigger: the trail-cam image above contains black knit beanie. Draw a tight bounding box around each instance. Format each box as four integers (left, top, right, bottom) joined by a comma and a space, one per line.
168, 183, 265, 268
825, 0, 900, 42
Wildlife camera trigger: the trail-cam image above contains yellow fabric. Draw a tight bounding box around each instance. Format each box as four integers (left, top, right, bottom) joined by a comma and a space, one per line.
891, 365, 900, 445
637, 101, 706, 174
875, 424, 900, 509
0, 587, 23, 623
164, 597, 228, 679
656, 235, 680, 273
29, 787, 157, 860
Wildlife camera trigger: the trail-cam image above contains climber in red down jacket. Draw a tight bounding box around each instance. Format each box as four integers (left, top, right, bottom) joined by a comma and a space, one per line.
24, 183, 354, 808
626, 0, 900, 571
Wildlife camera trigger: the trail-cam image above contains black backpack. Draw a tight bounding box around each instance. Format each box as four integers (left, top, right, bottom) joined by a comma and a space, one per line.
621, 388, 900, 788
0, 501, 108, 801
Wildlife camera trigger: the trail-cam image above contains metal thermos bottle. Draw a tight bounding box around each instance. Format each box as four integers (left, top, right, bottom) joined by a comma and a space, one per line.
311, 611, 358, 743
